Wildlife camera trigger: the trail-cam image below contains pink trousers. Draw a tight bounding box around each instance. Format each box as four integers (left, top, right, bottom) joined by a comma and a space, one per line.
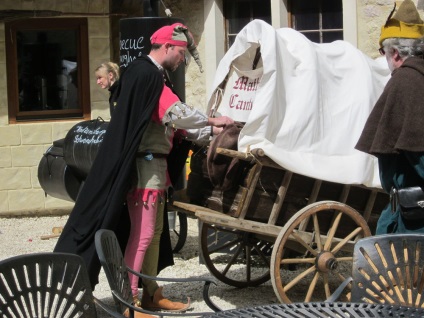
124, 189, 164, 296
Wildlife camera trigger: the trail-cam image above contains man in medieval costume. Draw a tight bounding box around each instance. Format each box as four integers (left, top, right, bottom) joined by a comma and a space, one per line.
356, 0, 424, 234
54, 22, 232, 316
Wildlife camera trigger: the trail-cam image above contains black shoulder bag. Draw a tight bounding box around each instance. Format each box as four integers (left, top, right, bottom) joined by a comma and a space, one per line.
391, 186, 424, 220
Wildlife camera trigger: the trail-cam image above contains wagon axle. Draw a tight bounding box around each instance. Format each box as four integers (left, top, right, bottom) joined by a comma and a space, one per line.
315, 251, 338, 273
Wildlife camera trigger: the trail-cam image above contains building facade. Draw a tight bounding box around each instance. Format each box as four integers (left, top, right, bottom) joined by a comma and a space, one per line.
0, 0, 405, 216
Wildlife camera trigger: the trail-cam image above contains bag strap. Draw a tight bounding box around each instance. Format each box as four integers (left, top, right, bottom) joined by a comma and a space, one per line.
390, 186, 398, 213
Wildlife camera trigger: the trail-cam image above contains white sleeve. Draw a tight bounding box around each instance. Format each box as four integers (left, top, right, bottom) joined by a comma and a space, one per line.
185, 126, 212, 141
162, 101, 208, 129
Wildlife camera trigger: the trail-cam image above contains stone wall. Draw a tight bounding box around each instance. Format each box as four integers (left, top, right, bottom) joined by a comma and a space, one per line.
357, 0, 398, 58
0, 0, 111, 215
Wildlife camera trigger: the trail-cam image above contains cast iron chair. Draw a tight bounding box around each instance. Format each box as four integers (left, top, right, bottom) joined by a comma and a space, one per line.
328, 234, 424, 307
94, 229, 222, 317
0, 252, 124, 318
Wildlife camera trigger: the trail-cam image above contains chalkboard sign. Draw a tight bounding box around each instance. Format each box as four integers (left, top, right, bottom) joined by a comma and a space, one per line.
119, 17, 186, 101
120, 17, 184, 68
63, 118, 109, 179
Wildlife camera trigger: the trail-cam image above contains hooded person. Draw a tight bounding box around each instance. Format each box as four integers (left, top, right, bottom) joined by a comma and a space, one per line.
355, 0, 424, 234
54, 22, 232, 316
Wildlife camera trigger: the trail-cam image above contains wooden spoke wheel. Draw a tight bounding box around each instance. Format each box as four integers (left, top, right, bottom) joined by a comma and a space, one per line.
200, 222, 273, 288
270, 201, 371, 303
169, 211, 188, 253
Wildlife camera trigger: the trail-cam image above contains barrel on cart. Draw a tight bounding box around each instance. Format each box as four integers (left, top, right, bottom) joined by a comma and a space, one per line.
173, 146, 389, 303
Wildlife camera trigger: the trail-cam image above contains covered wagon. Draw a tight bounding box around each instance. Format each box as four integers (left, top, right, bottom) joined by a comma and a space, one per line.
172, 19, 392, 303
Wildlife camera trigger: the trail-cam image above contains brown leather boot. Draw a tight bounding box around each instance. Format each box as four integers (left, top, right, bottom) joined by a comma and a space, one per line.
141, 286, 190, 312
123, 294, 156, 318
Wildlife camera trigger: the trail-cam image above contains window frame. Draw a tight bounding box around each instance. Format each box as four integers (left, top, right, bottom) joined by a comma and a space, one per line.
223, 0, 272, 51
288, 0, 343, 43
5, 17, 90, 123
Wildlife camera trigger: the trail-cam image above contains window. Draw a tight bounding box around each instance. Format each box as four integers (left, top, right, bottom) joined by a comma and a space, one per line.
6, 18, 90, 123
223, 0, 271, 50
289, 0, 343, 43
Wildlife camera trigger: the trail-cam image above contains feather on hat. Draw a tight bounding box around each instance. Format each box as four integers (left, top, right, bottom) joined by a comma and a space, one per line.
379, 0, 424, 45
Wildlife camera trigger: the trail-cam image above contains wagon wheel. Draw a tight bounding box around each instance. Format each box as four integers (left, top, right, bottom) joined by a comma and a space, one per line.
270, 200, 371, 303
169, 211, 188, 253
200, 222, 272, 288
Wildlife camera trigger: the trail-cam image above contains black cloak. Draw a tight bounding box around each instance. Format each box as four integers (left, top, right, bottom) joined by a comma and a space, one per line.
54, 55, 184, 288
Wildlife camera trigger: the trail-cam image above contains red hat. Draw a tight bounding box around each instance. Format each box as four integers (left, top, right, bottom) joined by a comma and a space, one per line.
150, 22, 204, 73
150, 23, 188, 47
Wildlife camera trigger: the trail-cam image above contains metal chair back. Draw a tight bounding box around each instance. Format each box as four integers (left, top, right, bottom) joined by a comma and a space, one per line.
95, 228, 133, 315
0, 252, 98, 317
351, 234, 424, 307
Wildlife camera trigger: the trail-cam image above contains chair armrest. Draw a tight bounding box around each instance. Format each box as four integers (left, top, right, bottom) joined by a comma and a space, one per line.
325, 277, 353, 303
93, 296, 127, 318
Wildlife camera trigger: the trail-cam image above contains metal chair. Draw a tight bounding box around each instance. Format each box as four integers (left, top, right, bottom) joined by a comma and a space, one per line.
328, 234, 424, 307
0, 252, 124, 318
94, 229, 221, 317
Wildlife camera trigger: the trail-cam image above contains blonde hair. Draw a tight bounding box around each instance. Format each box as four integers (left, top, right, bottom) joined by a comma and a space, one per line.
95, 62, 120, 81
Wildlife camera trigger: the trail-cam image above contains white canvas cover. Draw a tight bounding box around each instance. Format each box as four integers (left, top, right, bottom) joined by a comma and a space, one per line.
207, 20, 391, 188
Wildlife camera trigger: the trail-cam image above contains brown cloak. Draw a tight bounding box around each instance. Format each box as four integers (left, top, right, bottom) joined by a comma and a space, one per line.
356, 57, 424, 155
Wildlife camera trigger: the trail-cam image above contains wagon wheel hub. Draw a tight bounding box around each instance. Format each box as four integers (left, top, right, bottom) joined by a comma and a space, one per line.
315, 251, 338, 273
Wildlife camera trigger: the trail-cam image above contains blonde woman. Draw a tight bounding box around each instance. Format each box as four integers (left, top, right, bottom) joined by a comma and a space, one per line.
95, 62, 120, 115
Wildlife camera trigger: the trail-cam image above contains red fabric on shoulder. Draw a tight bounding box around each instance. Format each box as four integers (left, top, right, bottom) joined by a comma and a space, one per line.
152, 85, 180, 123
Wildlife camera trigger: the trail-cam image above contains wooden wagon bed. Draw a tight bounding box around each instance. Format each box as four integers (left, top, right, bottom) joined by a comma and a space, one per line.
172, 146, 389, 303
174, 147, 387, 234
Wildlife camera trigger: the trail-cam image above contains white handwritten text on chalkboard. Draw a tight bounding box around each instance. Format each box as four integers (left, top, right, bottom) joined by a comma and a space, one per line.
120, 36, 145, 67
73, 125, 106, 145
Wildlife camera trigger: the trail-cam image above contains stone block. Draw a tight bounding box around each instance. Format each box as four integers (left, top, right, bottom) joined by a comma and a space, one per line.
0, 126, 21, 146
21, 124, 52, 145
0, 112, 8, 126
0, 191, 8, 213
0, 25, 4, 43
45, 195, 74, 209
0, 147, 12, 168
88, 0, 108, 13
71, 0, 87, 13
56, 1, 72, 12
22, 0, 36, 10
8, 189, 45, 212
0, 0, 22, 10
0, 168, 31, 191
52, 121, 79, 141
12, 145, 45, 167
89, 17, 110, 38
89, 38, 110, 60
31, 166, 41, 188
91, 106, 111, 122
0, 65, 7, 91
34, 0, 56, 10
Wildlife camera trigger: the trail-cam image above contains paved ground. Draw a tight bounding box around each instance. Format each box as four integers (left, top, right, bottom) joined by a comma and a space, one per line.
0, 214, 280, 317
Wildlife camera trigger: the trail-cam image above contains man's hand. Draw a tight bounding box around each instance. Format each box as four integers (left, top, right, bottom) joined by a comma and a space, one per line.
212, 126, 224, 135
208, 116, 234, 127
